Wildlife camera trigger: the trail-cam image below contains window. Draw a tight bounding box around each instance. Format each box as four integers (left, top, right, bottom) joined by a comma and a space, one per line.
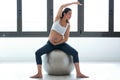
77, 0, 120, 37
22, 0, 47, 32
0, 0, 120, 37
84, 0, 109, 32
0, 0, 48, 37
0, 0, 17, 32
114, 0, 120, 32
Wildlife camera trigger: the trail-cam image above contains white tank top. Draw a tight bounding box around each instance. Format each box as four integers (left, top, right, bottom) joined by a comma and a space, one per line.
51, 20, 68, 36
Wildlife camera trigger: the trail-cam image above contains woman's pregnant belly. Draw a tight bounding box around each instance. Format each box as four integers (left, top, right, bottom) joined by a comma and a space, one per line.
49, 30, 63, 43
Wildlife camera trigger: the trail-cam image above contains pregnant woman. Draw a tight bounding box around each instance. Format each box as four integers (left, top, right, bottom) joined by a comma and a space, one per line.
30, 1, 89, 78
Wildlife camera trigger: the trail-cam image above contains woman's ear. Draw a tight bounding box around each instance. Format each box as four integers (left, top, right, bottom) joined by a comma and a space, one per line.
63, 13, 66, 16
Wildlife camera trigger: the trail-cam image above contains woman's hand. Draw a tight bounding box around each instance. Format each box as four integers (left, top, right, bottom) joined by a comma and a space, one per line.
73, 1, 83, 6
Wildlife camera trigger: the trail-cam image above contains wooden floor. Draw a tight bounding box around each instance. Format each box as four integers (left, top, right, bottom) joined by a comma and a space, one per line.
0, 62, 120, 80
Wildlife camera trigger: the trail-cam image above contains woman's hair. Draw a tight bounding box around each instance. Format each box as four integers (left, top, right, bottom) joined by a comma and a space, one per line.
60, 8, 72, 23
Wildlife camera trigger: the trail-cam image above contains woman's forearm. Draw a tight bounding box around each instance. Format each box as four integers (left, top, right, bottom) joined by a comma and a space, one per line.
51, 38, 67, 46
61, 2, 81, 8
54, 38, 66, 45
49, 38, 64, 45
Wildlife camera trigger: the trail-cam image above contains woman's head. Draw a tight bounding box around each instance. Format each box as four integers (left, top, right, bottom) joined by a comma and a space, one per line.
61, 8, 72, 22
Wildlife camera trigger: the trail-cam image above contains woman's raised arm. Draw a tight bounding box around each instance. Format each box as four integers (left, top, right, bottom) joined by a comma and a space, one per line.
54, 1, 81, 22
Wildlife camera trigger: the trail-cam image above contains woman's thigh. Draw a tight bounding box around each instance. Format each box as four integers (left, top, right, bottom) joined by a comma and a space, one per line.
57, 43, 78, 56
36, 41, 55, 55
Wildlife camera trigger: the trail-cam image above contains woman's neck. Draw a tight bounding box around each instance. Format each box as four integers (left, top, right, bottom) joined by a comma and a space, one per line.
61, 18, 67, 22
60, 18, 68, 27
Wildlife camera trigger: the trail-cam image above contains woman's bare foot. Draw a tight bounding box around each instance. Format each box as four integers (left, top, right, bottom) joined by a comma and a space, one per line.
30, 73, 42, 78
77, 73, 89, 78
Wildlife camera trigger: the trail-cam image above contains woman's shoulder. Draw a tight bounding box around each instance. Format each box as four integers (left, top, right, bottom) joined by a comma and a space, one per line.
54, 19, 60, 23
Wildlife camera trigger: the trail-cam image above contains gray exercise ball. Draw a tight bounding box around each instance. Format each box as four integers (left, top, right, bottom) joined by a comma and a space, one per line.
42, 49, 74, 75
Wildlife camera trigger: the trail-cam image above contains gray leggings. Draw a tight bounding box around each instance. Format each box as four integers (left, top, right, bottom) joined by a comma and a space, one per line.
35, 41, 79, 64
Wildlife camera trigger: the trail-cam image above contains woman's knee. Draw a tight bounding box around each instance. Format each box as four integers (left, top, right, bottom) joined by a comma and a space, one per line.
35, 49, 42, 56
73, 51, 79, 63
73, 50, 78, 56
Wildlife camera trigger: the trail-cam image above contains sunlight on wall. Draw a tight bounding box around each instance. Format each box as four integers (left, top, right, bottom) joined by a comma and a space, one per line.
0, 38, 120, 62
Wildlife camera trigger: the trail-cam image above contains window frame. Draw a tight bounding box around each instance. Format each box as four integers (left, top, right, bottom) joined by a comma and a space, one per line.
77, 0, 120, 37
0, 0, 120, 37
0, 0, 52, 37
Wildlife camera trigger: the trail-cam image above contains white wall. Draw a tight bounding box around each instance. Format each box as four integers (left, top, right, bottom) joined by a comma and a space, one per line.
0, 37, 120, 62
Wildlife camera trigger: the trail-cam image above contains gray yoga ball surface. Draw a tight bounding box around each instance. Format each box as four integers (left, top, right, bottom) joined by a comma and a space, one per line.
42, 49, 74, 75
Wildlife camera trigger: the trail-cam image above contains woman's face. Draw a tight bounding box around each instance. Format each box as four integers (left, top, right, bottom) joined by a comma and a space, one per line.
64, 11, 72, 20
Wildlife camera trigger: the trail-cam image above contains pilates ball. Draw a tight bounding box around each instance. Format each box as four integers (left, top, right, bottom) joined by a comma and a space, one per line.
42, 50, 74, 75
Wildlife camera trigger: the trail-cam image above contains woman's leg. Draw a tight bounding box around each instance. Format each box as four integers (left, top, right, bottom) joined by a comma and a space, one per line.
30, 41, 55, 78
74, 63, 89, 78
58, 43, 89, 78
30, 65, 42, 78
